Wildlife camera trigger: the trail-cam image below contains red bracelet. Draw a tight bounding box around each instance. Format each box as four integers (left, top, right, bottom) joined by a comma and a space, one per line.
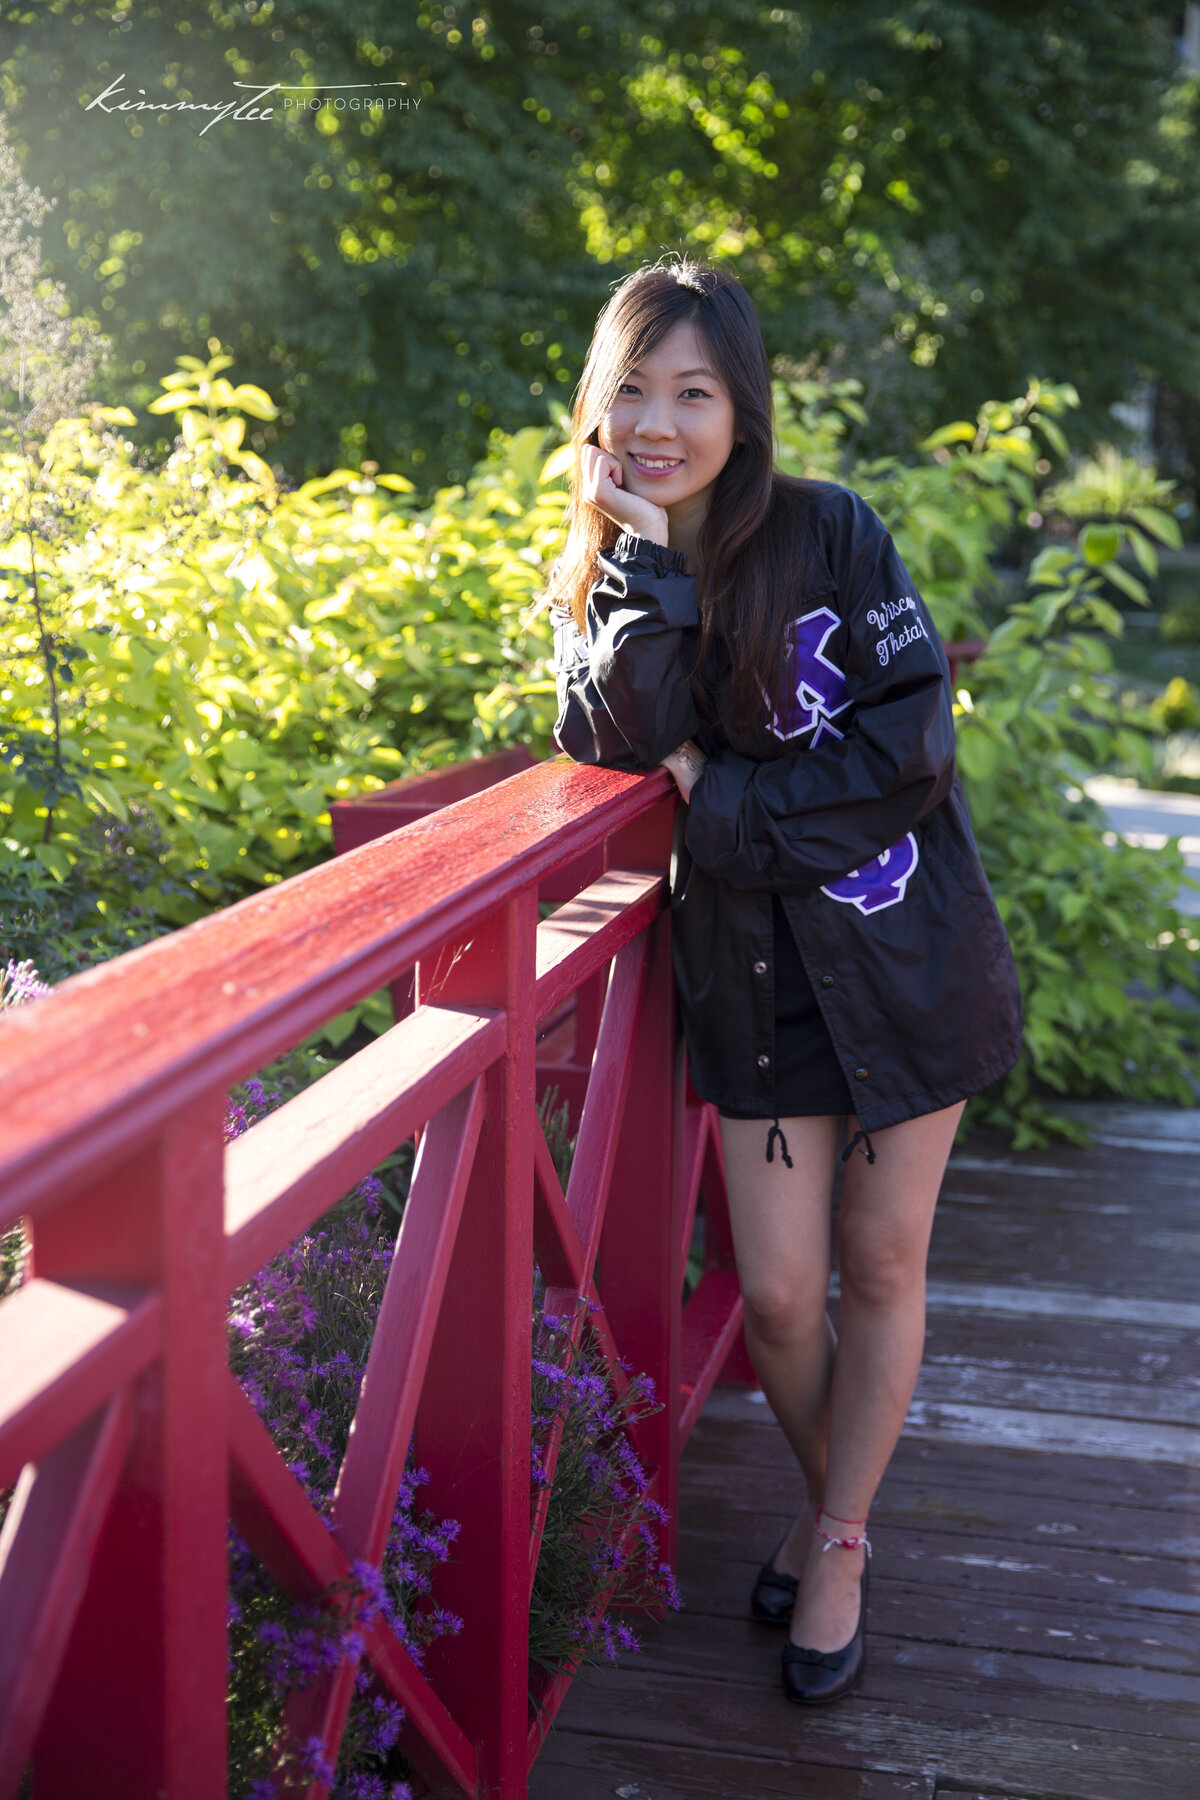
813, 1505, 872, 1556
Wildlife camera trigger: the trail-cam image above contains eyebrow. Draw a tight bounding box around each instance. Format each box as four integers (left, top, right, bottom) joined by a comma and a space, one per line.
626, 366, 718, 381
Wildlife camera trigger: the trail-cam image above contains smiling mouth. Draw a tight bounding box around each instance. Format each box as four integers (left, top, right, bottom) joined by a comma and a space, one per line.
629, 453, 683, 471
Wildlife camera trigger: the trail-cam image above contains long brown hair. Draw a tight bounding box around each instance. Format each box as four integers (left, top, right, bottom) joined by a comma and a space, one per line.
536, 252, 826, 746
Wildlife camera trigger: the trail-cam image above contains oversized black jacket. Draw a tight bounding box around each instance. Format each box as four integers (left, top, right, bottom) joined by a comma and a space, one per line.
550, 479, 1024, 1144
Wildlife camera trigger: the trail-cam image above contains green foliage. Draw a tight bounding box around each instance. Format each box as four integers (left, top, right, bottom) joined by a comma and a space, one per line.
1042, 445, 1185, 598
942, 471, 1198, 1141
0, 354, 564, 966
6, 346, 1198, 1143
0, 1219, 25, 1304
777, 375, 1079, 640
1162, 592, 1200, 645
537, 1083, 579, 1195
1152, 676, 1200, 733
771, 369, 870, 479
5, 4, 1200, 487
1043, 443, 1182, 525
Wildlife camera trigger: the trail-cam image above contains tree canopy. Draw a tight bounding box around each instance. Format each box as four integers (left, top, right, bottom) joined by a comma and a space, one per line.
3, 1, 1198, 491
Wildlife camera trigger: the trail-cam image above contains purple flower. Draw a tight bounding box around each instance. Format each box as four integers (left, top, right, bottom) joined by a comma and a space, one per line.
300, 1737, 336, 1785
0, 959, 52, 1008
225, 1075, 459, 1797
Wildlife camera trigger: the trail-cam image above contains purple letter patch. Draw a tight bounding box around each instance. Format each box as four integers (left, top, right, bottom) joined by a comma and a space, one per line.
821, 833, 920, 914
761, 607, 852, 744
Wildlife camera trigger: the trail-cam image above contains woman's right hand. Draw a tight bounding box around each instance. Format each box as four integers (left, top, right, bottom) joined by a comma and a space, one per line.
580, 443, 670, 547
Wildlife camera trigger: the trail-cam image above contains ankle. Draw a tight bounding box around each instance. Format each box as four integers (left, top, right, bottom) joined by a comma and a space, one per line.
813, 1504, 872, 1558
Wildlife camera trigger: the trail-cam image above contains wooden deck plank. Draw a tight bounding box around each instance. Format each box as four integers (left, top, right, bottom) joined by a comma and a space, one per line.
528, 1735, 935, 1798
533, 1114, 1200, 1800
679, 1439, 1200, 1552
590, 1609, 1200, 1734
920, 1309, 1200, 1390
678, 1514, 1199, 1612
702, 1380, 1200, 1465
682, 1425, 1199, 1514
540, 1664, 1194, 1800
666, 1548, 1198, 1674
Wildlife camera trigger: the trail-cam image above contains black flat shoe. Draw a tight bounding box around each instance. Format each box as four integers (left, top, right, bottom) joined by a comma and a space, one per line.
781, 1557, 868, 1705
750, 1536, 800, 1625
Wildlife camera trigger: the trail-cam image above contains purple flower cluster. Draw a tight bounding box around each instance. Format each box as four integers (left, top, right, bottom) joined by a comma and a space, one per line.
222, 1066, 682, 1789
528, 1300, 682, 1682
224, 1075, 459, 1799
0, 957, 51, 1009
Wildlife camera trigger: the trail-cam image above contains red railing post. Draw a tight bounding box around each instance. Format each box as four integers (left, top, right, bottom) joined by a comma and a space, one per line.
411, 894, 537, 1798
594, 797, 681, 1568
28, 1099, 229, 1800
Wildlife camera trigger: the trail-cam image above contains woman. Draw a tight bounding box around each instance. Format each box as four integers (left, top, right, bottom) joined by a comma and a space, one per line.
541, 253, 1023, 1705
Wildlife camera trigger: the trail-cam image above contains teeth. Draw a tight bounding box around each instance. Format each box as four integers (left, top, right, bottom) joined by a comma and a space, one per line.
633, 456, 681, 468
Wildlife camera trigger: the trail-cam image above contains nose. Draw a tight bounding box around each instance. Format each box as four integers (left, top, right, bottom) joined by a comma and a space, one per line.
633, 399, 677, 442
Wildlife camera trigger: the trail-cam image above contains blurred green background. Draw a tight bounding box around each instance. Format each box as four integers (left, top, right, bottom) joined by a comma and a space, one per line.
5, 0, 1200, 494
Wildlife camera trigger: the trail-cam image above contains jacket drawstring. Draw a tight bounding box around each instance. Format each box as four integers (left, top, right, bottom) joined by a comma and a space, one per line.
763, 908, 793, 1168
765, 1114, 793, 1167
841, 1126, 876, 1166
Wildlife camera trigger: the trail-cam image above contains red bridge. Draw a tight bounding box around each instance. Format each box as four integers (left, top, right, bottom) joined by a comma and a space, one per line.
0, 749, 745, 1799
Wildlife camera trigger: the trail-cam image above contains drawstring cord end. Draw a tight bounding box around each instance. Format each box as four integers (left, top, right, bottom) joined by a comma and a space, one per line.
765, 1116, 793, 1168
841, 1127, 876, 1166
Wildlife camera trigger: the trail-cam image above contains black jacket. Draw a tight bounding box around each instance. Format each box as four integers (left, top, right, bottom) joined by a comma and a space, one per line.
550, 480, 1024, 1152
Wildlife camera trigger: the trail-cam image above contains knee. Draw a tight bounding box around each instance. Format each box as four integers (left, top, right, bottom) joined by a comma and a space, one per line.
740, 1270, 827, 1345
836, 1223, 922, 1312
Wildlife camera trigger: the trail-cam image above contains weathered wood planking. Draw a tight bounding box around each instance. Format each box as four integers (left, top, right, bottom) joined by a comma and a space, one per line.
529, 1733, 936, 1798
531, 1662, 1196, 1800
678, 1453, 1200, 1561
532, 1114, 1200, 1800
668, 1550, 1199, 1674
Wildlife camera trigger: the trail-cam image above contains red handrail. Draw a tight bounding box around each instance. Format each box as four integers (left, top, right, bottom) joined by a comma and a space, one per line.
944, 637, 988, 687
0, 756, 745, 1800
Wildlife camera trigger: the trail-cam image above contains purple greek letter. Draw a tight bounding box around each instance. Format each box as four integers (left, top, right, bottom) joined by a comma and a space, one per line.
820, 833, 920, 914
762, 607, 851, 741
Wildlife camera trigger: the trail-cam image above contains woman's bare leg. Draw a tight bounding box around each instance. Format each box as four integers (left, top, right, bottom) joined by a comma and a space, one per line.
788, 1100, 966, 1651
717, 1112, 843, 1576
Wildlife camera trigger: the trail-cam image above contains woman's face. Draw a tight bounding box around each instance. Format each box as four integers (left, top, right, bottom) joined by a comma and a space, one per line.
597, 319, 740, 521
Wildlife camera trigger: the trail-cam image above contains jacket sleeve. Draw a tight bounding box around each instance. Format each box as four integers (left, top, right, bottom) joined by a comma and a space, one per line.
684, 492, 957, 895
551, 532, 703, 769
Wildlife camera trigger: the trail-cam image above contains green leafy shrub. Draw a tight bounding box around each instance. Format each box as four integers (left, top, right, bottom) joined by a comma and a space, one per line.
7, 349, 1198, 1143
945, 509, 1198, 1143
1152, 676, 1200, 733
0, 352, 566, 966
776, 376, 1079, 641
1162, 592, 1200, 645
1041, 443, 1181, 526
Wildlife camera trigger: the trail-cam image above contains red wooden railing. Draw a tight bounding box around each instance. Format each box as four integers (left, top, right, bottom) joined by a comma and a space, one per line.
0, 755, 747, 1800
944, 638, 987, 687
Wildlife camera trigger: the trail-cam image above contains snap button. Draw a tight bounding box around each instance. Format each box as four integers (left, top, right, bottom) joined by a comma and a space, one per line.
821, 974, 835, 988
757, 1053, 770, 1069
855, 1067, 869, 1081
754, 960, 768, 975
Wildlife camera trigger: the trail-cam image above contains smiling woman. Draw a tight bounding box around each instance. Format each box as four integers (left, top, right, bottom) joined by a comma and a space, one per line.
536, 252, 1023, 1714
588, 320, 743, 574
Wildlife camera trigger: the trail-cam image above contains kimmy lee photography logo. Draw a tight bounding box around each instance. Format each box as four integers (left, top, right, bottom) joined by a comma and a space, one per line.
85, 76, 421, 136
